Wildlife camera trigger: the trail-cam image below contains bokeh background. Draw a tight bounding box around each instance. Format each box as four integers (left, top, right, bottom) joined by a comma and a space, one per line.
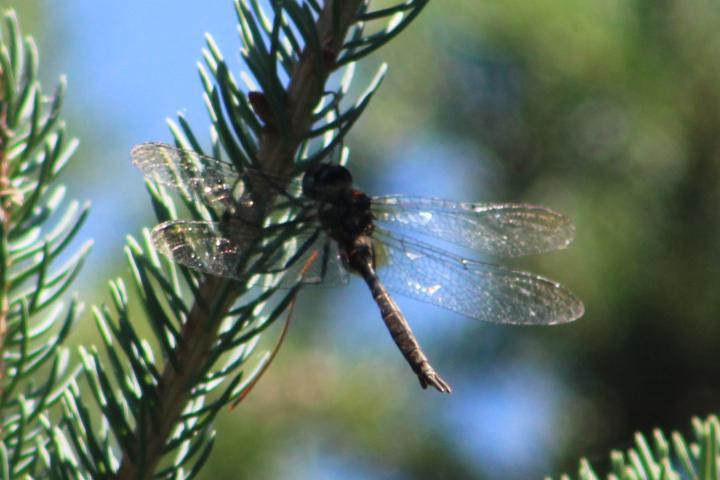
4, 1, 720, 478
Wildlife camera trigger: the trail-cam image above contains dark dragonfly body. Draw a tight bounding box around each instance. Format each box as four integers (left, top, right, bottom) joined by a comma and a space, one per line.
303, 164, 451, 391
132, 142, 584, 393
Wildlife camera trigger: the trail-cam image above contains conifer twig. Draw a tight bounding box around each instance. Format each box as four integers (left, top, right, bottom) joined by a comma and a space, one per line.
115, 2, 364, 478
0, 65, 9, 386
0, 10, 88, 475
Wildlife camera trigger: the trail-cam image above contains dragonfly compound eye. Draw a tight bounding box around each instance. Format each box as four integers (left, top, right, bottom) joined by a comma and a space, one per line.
302, 163, 353, 198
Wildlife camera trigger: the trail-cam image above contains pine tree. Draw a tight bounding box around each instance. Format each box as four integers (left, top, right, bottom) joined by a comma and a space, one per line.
0, 1, 428, 478
0, 10, 90, 477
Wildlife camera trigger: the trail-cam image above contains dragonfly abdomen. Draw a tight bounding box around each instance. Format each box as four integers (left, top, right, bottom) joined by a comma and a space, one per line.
353, 257, 452, 394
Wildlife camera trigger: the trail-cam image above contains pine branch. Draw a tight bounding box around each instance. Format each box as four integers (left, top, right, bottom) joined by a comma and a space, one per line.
550, 415, 720, 480
0, 9, 90, 477
39, 1, 425, 479
115, 2, 365, 476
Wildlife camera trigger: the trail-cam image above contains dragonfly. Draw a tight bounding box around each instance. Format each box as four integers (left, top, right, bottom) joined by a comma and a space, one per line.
132, 142, 584, 393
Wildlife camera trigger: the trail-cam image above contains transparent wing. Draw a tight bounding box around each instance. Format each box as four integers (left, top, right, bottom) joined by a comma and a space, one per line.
372, 196, 576, 257
294, 234, 350, 287
132, 143, 240, 207
151, 220, 348, 287
132, 143, 305, 209
373, 229, 584, 325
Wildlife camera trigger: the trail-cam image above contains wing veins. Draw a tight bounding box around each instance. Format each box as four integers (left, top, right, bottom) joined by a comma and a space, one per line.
373, 229, 584, 325
372, 195, 576, 257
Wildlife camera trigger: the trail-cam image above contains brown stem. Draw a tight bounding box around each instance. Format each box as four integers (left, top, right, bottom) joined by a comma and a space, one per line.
115, 2, 363, 478
0, 155, 8, 390
0, 65, 11, 398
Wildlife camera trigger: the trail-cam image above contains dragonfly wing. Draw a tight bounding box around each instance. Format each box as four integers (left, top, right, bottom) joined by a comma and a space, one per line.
290, 235, 350, 287
372, 196, 576, 257
151, 220, 347, 287
132, 143, 239, 207
132, 143, 306, 208
373, 229, 584, 325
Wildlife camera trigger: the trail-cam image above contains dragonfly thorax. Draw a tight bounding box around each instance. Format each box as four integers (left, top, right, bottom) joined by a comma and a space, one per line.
302, 163, 353, 201
303, 164, 375, 265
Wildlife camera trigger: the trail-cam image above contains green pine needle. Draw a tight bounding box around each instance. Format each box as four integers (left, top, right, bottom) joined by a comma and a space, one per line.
549, 416, 720, 480
0, 8, 89, 478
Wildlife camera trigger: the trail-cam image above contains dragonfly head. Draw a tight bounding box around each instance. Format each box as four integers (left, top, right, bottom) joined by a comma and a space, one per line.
302, 163, 353, 200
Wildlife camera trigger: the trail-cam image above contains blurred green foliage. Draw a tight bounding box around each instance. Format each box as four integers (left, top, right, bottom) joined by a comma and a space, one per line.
345, 0, 720, 477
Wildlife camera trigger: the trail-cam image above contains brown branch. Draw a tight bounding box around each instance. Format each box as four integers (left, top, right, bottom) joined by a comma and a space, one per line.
115, 2, 364, 478
0, 65, 12, 398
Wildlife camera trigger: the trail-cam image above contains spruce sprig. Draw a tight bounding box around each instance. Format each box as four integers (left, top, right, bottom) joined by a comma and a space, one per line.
51, 2, 429, 479
0, 9, 90, 478
551, 416, 720, 480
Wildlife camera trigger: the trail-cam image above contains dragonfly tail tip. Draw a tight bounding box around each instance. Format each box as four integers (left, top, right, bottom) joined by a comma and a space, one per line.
420, 372, 453, 394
